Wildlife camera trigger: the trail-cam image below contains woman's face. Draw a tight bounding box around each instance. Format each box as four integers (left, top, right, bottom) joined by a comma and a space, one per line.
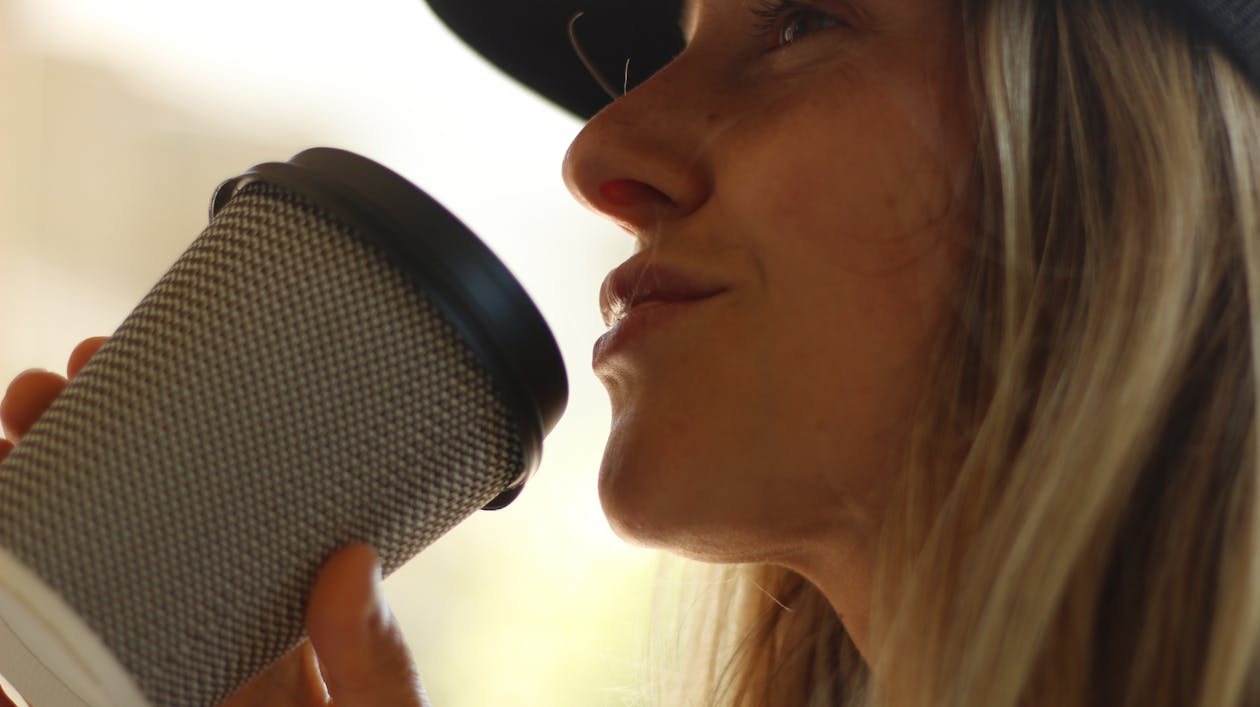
563, 0, 976, 565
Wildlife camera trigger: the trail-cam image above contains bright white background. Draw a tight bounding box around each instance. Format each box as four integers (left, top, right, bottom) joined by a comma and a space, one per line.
0, 0, 662, 704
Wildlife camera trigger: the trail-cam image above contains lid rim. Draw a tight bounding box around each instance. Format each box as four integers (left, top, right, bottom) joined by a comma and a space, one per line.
213, 147, 569, 504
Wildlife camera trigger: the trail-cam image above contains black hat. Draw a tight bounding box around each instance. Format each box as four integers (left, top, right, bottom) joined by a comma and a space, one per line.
425, 0, 682, 119
424, 0, 1260, 120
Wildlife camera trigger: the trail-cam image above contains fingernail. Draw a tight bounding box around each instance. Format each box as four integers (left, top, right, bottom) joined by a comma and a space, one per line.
362, 561, 388, 630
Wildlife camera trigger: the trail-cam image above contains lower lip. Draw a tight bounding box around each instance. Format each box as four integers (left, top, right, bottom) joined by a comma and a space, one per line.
592, 297, 716, 366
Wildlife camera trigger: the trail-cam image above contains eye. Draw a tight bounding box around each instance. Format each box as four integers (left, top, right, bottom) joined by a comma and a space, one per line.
751, 0, 843, 50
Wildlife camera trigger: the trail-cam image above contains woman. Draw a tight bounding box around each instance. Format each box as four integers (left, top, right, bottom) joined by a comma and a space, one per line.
5, 0, 1260, 704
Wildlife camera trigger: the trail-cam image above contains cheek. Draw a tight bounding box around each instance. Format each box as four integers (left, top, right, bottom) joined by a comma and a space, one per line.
595, 75, 976, 554
716, 94, 973, 437
727, 84, 973, 274
774, 150, 956, 273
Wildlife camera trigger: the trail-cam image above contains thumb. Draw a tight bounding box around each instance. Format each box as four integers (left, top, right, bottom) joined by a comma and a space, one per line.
306, 545, 430, 707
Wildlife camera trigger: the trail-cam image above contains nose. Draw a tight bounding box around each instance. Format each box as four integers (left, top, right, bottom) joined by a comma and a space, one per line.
561, 60, 713, 241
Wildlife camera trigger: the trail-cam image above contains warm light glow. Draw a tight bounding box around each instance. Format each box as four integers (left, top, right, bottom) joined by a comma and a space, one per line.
0, 0, 651, 704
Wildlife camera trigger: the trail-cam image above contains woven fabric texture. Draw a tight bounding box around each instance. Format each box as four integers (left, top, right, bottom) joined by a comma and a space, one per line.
0, 182, 524, 705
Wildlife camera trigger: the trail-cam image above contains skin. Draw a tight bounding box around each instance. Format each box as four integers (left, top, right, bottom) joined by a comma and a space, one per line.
563, 0, 976, 656
0, 0, 976, 700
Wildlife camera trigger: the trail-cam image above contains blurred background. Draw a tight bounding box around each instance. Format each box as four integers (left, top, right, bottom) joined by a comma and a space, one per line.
0, 0, 664, 704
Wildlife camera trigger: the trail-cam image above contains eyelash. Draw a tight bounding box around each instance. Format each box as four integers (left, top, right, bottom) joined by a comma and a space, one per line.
750, 0, 841, 50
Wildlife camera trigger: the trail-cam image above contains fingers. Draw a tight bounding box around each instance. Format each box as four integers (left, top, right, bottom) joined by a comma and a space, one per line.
0, 337, 106, 449
222, 546, 429, 707
218, 642, 328, 707
1, 370, 67, 443
67, 337, 109, 379
306, 545, 430, 707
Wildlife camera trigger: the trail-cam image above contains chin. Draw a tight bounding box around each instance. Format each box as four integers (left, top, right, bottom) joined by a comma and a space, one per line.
596, 441, 676, 549
594, 400, 799, 562
595, 442, 777, 563
596, 452, 715, 555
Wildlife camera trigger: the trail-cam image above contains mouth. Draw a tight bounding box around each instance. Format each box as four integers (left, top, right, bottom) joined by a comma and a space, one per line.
598, 257, 728, 328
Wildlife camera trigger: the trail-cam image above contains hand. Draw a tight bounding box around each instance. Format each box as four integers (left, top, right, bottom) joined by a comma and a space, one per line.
0, 336, 111, 707
0, 336, 108, 461
223, 543, 431, 707
0, 339, 431, 707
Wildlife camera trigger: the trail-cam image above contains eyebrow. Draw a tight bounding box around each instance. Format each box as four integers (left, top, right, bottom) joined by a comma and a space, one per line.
678, 0, 876, 41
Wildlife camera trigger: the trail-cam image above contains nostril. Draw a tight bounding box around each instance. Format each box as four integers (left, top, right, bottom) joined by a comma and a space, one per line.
600, 179, 674, 208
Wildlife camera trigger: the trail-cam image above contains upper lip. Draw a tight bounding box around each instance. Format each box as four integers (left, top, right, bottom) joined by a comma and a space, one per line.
599, 255, 727, 327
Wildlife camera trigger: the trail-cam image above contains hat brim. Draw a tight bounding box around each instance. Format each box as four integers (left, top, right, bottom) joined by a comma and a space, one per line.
426, 0, 683, 120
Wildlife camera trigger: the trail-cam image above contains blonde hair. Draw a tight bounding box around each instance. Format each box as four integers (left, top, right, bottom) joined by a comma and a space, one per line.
655, 0, 1260, 704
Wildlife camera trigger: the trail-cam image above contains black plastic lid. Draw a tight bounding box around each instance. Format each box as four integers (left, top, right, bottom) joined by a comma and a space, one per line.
211, 147, 568, 510
426, 0, 683, 120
